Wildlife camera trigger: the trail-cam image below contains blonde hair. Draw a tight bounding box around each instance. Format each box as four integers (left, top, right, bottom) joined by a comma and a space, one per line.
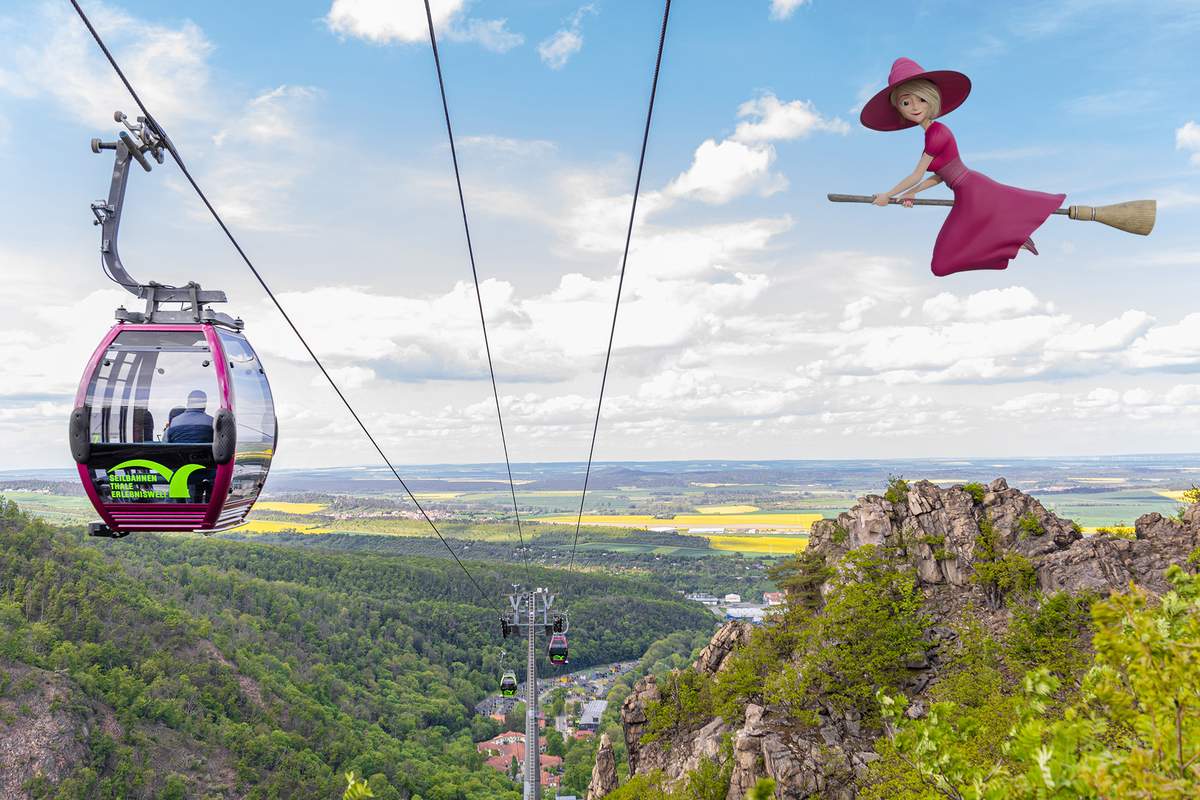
890, 79, 942, 120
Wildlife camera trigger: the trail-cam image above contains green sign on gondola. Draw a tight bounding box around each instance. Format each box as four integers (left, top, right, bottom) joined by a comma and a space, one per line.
108, 459, 204, 500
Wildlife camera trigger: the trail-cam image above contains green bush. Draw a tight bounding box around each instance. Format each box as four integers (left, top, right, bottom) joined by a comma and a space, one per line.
1005, 593, 1092, 678
1017, 512, 1045, 539
877, 565, 1200, 799
642, 669, 714, 745
972, 516, 1036, 609
884, 475, 910, 506
766, 548, 831, 612
960, 482, 987, 504
764, 546, 927, 720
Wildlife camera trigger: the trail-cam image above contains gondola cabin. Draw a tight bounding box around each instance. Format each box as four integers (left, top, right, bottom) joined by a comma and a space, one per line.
500, 671, 518, 697
548, 633, 569, 665
70, 322, 276, 535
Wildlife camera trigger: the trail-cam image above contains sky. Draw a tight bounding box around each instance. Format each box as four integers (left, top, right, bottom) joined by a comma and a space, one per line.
2, 0, 1200, 471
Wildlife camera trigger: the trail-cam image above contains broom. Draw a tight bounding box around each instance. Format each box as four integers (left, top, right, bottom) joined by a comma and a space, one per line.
826, 194, 1156, 236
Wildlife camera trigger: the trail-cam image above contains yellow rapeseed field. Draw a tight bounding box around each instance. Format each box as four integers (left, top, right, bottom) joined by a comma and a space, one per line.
233, 519, 334, 534
1154, 490, 1190, 501
254, 501, 327, 514
707, 535, 809, 554
695, 504, 760, 514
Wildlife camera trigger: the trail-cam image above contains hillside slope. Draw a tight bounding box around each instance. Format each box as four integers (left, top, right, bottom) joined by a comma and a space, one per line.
0, 500, 715, 798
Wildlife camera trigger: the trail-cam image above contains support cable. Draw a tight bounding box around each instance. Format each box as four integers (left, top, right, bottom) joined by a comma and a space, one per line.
68, 0, 487, 600
421, 0, 534, 588
567, 0, 672, 574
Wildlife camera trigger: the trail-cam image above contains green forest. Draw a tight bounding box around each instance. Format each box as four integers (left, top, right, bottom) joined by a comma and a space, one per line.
0, 499, 717, 799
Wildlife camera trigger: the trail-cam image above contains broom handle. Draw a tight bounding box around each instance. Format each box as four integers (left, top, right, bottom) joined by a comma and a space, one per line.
826, 193, 1069, 215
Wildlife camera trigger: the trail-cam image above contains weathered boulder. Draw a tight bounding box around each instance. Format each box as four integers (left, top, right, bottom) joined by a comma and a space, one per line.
814, 479, 1097, 593
1038, 511, 1200, 595
620, 671, 733, 785
587, 732, 618, 799
620, 674, 660, 776
723, 701, 863, 800
694, 621, 753, 675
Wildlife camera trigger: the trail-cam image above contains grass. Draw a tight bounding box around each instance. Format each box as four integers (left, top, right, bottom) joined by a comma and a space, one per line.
5, 494, 95, 523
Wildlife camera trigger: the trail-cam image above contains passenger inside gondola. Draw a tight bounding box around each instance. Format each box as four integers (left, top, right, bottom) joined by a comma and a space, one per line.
166, 390, 215, 443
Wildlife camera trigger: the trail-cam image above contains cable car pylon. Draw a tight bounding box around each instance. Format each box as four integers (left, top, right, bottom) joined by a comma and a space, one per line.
501, 587, 569, 800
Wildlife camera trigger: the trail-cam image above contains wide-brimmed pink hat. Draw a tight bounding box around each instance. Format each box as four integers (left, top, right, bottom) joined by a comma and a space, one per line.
860, 57, 971, 132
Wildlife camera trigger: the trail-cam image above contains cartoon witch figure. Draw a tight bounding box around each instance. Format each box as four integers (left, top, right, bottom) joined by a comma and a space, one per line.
859, 57, 1067, 277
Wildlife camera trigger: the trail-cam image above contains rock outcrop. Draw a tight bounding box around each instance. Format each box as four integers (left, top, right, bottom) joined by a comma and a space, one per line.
808, 478, 1198, 598
1038, 505, 1200, 595
621, 622, 752, 784
0, 661, 109, 796
587, 733, 619, 799
607, 478, 1200, 799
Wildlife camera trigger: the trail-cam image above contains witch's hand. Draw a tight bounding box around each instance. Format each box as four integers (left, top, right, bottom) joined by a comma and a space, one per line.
871, 193, 891, 207
899, 192, 917, 208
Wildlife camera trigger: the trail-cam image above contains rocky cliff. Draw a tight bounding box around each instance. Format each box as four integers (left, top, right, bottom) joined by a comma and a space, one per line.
606, 478, 1200, 799
588, 732, 619, 799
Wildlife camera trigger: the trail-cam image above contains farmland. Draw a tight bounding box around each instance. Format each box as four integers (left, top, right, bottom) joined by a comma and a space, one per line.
534, 512, 823, 530
6, 456, 1200, 564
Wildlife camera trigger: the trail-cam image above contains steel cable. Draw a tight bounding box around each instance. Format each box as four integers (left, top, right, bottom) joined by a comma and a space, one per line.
567, 0, 672, 574
421, 0, 534, 589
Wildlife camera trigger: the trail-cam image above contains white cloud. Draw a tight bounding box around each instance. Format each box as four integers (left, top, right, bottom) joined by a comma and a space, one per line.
538, 5, 595, 69
214, 85, 319, 147
996, 384, 1200, 422
538, 29, 582, 69
732, 95, 850, 143
447, 18, 524, 52
0, 2, 215, 128
1176, 120, 1200, 165
1124, 313, 1200, 369
250, 265, 771, 385
769, 0, 811, 21
1044, 310, 1154, 354
325, 0, 523, 52
922, 286, 1045, 323
665, 138, 783, 203
839, 297, 879, 332
659, 93, 845, 206
196, 85, 323, 231
459, 135, 557, 156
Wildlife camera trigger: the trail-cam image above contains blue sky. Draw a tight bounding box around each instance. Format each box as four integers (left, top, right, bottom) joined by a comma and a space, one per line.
1, 0, 1199, 470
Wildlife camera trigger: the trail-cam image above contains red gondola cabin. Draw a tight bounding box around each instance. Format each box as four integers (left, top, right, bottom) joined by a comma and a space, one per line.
70, 322, 276, 535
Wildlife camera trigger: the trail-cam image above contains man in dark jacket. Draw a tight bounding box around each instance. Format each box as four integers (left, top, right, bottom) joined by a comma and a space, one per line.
166, 390, 214, 443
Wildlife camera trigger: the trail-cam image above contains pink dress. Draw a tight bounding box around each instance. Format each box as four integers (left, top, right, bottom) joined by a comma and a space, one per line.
924, 122, 1065, 277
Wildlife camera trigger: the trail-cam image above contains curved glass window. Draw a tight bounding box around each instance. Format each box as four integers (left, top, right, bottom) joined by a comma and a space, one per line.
84, 330, 218, 503
218, 331, 276, 500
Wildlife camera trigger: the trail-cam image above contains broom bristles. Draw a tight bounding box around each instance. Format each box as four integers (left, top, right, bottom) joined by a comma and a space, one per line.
1069, 200, 1156, 236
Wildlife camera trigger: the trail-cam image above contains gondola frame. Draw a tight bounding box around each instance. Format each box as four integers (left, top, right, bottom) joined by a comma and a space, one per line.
73, 321, 274, 534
